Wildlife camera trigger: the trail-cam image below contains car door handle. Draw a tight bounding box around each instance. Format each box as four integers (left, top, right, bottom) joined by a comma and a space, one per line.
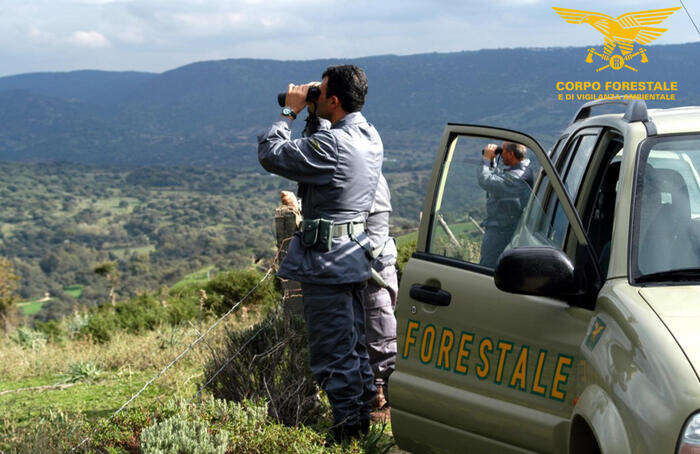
410, 284, 451, 307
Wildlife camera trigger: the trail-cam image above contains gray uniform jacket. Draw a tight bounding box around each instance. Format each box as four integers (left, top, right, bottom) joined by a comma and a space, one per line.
477, 158, 533, 229
367, 173, 397, 268
309, 118, 396, 269
258, 112, 383, 284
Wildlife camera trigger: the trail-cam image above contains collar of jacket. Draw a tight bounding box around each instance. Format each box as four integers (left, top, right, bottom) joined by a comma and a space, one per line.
505, 158, 530, 171
332, 111, 366, 129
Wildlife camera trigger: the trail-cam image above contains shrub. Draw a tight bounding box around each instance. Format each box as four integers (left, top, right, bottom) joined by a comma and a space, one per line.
34, 320, 66, 343
67, 361, 102, 383
0, 257, 19, 332
203, 309, 322, 426
80, 311, 116, 343
113, 294, 165, 333
200, 397, 269, 433
362, 423, 395, 454
10, 326, 47, 350
79, 294, 171, 343
156, 325, 183, 350
173, 398, 350, 454
164, 296, 198, 326
65, 312, 90, 338
90, 404, 160, 452
140, 413, 228, 454
1, 409, 88, 453
74, 267, 277, 345
203, 268, 279, 316
396, 238, 417, 282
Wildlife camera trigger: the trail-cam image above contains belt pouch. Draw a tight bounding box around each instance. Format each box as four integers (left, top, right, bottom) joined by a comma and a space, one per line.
317, 219, 334, 252
301, 219, 319, 248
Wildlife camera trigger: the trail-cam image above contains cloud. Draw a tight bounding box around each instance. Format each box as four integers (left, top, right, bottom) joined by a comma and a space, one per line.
68, 30, 110, 48
498, 0, 540, 4
27, 26, 56, 45
0, 0, 695, 76
170, 12, 245, 33
114, 28, 145, 44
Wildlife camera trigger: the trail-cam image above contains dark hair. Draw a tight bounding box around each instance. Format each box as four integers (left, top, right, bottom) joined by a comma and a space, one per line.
503, 142, 526, 160
321, 65, 368, 112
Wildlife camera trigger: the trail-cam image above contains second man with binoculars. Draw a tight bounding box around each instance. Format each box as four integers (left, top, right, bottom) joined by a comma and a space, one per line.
477, 142, 533, 268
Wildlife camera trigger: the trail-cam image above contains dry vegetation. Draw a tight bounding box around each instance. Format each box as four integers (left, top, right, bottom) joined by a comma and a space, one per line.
0, 288, 397, 453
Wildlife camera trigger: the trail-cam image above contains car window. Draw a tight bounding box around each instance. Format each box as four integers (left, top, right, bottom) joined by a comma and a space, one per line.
564, 134, 598, 196
426, 135, 554, 270
547, 203, 569, 246
517, 175, 571, 248
632, 135, 700, 281
533, 132, 600, 247
583, 136, 623, 276
648, 151, 700, 216
549, 135, 568, 164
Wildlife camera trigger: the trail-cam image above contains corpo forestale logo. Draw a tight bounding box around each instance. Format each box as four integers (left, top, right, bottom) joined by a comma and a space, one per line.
553, 7, 680, 72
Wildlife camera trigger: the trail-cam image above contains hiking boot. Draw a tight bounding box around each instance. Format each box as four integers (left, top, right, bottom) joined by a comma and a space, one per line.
360, 416, 370, 435
328, 423, 363, 445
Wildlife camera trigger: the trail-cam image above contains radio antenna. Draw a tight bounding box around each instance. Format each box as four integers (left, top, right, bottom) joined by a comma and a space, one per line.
679, 0, 700, 37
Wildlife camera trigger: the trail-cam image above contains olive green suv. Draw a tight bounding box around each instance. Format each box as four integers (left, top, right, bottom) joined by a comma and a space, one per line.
392, 100, 700, 453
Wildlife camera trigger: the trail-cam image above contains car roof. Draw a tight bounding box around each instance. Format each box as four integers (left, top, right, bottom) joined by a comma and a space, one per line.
569, 105, 700, 136
647, 106, 700, 135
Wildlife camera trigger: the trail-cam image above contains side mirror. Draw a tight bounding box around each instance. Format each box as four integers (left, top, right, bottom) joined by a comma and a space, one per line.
494, 247, 584, 298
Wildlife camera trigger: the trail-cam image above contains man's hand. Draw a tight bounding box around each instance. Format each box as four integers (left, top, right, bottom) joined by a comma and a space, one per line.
483, 143, 498, 161
285, 83, 311, 115
306, 81, 321, 114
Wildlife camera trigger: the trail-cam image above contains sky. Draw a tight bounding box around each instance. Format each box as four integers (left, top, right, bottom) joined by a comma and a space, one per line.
0, 0, 698, 76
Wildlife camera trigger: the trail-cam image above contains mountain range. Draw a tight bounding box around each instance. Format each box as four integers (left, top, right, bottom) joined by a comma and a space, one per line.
0, 42, 697, 169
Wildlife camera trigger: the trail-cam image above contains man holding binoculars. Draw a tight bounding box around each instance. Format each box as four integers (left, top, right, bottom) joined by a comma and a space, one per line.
477, 141, 533, 268
257, 65, 383, 442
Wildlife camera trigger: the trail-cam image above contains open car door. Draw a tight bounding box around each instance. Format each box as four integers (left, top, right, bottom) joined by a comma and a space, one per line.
391, 124, 600, 454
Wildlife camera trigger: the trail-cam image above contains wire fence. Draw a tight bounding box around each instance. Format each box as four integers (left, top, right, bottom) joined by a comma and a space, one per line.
70, 266, 275, 452
67, 230, 305, 452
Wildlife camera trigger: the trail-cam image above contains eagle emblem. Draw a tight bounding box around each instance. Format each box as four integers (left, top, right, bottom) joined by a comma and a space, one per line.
552, 7, 680, 71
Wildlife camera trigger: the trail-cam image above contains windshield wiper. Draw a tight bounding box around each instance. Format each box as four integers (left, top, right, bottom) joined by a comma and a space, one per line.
637, 267, 700, 283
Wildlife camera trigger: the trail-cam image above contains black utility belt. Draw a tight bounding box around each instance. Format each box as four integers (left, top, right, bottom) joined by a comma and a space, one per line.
300, 218, 365, 252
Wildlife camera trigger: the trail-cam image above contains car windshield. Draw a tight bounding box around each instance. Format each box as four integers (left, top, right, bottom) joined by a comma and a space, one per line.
633, 134, 700, 282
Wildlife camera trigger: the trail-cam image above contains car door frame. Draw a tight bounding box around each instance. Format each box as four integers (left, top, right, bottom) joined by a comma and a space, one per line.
416, 123, 600, 274
536, 127, 605, 261
393, 123, 604, 453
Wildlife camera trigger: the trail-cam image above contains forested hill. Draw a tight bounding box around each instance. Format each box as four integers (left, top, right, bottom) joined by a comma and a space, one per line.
1, 42, 698, 169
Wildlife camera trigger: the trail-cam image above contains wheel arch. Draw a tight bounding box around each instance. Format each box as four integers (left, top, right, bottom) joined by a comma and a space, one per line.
569, 414, 601, 454
570, 384, 631, 454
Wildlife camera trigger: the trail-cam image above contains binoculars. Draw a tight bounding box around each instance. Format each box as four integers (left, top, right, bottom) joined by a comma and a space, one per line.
482, 146, 503, 156
277, 86, 321, 108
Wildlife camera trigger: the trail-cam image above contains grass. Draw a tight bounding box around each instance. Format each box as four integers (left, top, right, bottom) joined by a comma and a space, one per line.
1, 370, 174, 429
109, 244, 156, 259
92, 197, 138, 212
1, 264, 400, 453
436, 220, 479, 236
1, 223, 16, 236
0, 317, 248, 451
171, 265, 216, 291
17, 285, 83, 316
17, 299, 48, 316
395, 230, 418, 248
0, 310, 398, 453
395, 220, 480, 248
63, 284, 84, 299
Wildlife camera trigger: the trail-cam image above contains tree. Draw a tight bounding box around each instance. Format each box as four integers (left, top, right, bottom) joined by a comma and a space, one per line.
0, 257, 19, 331
94, 261, 119, 306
